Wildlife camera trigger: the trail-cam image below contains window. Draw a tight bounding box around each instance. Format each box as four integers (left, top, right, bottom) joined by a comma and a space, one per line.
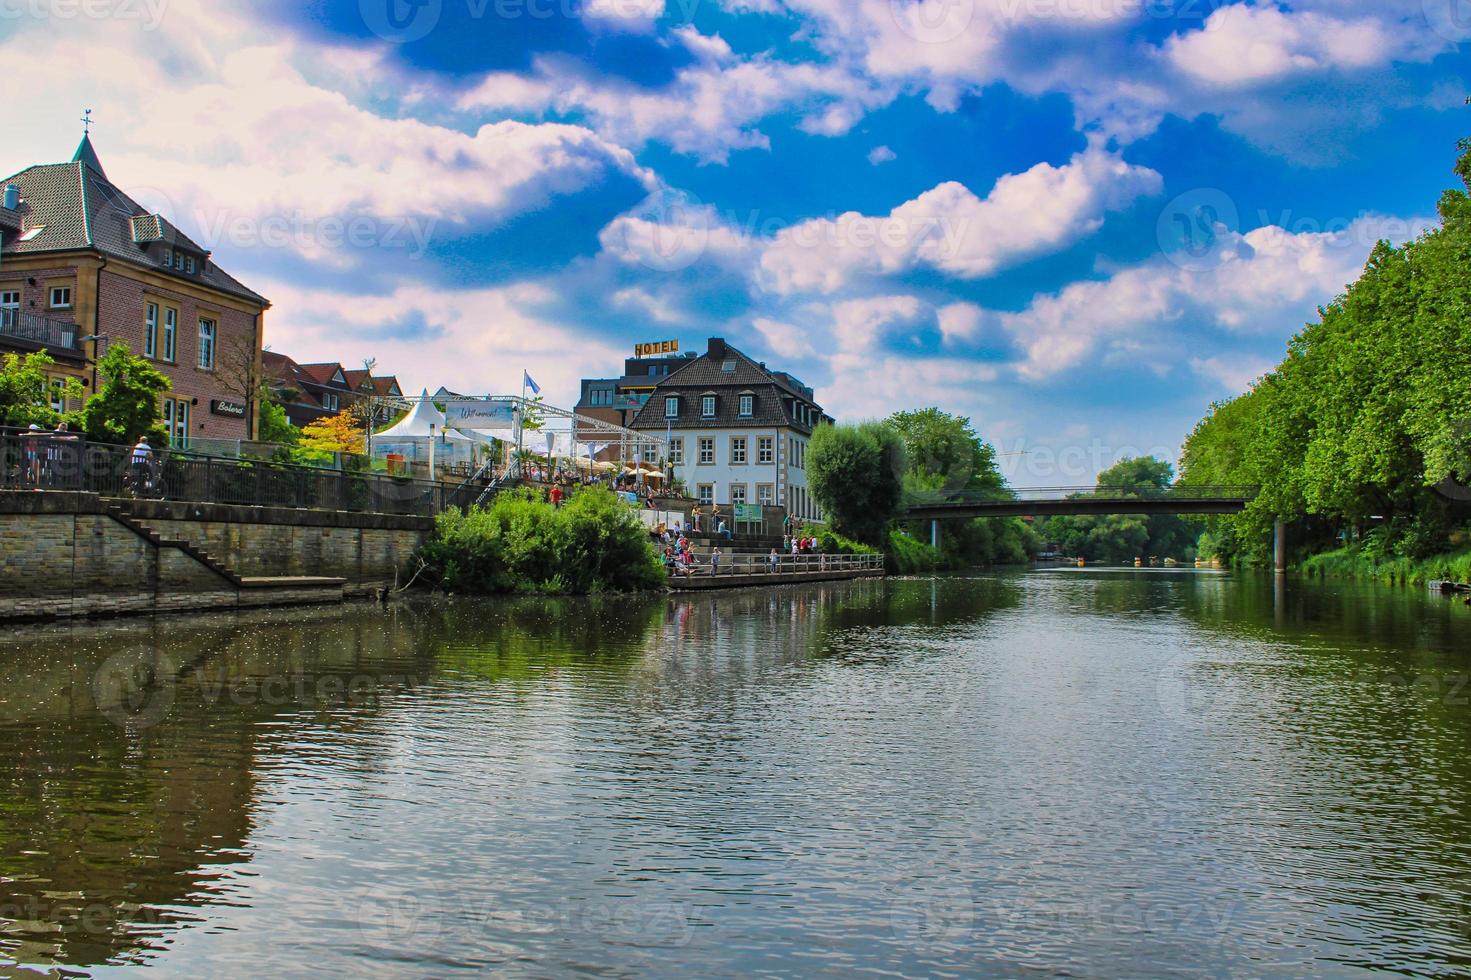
47, 377, 66, 414
49, 286, 71, 309
197, 317, 216, 369
144, 302, 158, 357
589, 388, 614, 407
697, 484, 714, 505
669, 438, 684, 465
185, 255, 195, 274
739, 393, 753, 417
665, 396, 679, 418
757, 484, 774, 506
758, 437, 774, 464
701, 395, 716, 418
162, 397, 189, 449
731, 437, 747, 465
163, 306, 177, 361
0, 290, 17, 328
321, 392, 339, 412
698, 437, 714, 465
730, 484, 747, 505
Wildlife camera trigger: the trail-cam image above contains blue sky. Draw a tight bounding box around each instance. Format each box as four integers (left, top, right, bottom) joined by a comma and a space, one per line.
3, 0, 1468, 481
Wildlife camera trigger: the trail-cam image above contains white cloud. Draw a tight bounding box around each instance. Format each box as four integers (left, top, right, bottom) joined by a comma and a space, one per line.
259, 279, 623, 403
999, 214, 1432, 380
753, 317, 816, 359
758, 147, 1160, 294
1165, 4, 1395, 88
1189, 355, 1273, 394
0, 0, 652, 273
868, 145, 897, 165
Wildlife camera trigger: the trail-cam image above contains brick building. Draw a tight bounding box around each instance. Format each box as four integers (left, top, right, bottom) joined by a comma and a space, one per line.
263, 352, 403, 428
0, 134, 269, 445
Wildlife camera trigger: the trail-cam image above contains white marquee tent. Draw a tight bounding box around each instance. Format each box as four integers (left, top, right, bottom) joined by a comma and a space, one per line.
371, 391, 487, 469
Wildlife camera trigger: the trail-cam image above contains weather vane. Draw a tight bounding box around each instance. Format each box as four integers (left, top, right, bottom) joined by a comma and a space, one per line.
80, 108, 93, 135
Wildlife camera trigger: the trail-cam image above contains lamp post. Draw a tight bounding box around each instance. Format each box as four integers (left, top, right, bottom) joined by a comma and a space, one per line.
76, 334, 108, 397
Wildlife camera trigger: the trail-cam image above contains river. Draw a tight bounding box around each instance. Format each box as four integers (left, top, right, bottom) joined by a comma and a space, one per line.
2, 570, 1470, 977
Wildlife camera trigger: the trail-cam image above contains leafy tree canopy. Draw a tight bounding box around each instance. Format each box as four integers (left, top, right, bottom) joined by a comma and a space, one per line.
807, 421, 906, 546
77, 344, 170, 445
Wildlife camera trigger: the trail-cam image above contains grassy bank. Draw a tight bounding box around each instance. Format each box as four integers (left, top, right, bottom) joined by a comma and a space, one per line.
1300, 545, 1471, 587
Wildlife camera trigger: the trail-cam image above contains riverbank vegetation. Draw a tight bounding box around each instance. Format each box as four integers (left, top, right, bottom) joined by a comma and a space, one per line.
1179, 137, 1471, 578
806, 408, 1039, 572
1039, 457, 1199, 564
419, 487, 665, 595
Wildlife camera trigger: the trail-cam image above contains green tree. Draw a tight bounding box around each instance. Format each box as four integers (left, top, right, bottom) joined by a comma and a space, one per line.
257, 394, 299, 446
807, 421, 906, 546
77, 344, 170, 445
1039, 456, 1196, 563
1179, 135, 1471, 566
886, 407, 1003, 493
0, 351, 81, 428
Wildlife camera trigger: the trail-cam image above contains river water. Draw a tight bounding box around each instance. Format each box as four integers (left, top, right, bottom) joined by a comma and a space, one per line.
2, 570, 1471, 977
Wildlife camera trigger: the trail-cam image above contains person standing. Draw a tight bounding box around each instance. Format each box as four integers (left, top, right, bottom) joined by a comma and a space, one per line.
130, 436, 153, 494
768, 548, 780, 574
710, 546, 721, 577
549, 484, 564, 508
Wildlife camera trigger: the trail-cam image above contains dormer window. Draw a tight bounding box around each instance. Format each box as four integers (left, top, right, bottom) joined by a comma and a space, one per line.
664, 396, 679, 418
739, 393, 753, 417
702, 395, 716, 418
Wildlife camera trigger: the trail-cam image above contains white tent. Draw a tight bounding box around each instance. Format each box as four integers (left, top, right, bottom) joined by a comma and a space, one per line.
373, 390, 481, 468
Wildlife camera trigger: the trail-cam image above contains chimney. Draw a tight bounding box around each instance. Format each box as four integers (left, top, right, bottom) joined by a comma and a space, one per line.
2, 185, 18, 210
707, 337, 727, 358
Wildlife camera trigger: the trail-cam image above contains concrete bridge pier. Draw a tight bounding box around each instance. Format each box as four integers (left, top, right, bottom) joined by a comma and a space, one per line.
1273, 520, 1287, 575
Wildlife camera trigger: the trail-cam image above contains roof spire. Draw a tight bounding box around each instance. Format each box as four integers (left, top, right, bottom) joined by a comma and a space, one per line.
71, 111, 106, 180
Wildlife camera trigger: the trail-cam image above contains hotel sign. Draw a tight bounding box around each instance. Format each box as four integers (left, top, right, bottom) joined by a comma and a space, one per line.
210, 399, 247, 419
634, 340, 679, 358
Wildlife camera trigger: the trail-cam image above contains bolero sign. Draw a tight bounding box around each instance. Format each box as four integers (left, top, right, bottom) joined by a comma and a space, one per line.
210, 399, 247, 419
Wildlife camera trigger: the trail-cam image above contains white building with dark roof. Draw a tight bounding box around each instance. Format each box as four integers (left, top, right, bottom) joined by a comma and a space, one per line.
629, 337, 831, 522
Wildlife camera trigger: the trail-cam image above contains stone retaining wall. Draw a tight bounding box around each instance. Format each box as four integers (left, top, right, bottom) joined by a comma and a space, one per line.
0, 493, 430, 621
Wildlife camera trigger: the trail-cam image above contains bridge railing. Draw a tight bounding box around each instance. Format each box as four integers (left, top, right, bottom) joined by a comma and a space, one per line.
904, 485, 1260, 506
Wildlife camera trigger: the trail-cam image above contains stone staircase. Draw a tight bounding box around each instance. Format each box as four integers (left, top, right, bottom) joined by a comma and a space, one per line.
104, 504, 348, 595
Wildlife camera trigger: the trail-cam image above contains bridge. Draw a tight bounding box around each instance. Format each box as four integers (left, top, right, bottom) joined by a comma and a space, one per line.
901, 485, 1258, 520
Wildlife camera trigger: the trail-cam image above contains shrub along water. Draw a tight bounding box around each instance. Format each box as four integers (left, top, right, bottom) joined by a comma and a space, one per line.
421, 488, 666, 595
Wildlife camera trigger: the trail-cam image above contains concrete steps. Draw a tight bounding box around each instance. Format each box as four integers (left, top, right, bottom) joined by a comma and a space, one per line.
105, 504, 346, 591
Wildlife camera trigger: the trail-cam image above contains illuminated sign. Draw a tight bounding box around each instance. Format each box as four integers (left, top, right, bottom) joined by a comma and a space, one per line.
634, 340, 680, 358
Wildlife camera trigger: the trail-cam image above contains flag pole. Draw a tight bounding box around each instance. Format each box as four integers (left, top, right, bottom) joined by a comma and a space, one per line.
515, 370, 526, 478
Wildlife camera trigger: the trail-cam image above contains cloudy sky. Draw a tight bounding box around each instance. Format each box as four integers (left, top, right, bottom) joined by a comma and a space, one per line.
3, 0, 1467, 482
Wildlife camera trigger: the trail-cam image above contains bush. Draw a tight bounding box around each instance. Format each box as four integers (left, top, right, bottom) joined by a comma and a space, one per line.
887, 529, 941, 574
421, 487, 666, 595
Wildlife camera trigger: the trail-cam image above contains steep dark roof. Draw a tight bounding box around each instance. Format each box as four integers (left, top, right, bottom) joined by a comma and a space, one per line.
0, 141, 268, 306
629, 338, 823, 433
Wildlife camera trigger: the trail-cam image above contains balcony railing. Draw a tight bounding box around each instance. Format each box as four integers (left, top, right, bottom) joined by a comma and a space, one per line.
0, 308, 82, 353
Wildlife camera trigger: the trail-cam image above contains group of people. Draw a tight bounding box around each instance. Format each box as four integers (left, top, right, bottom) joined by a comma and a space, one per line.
7, 422, 82, 490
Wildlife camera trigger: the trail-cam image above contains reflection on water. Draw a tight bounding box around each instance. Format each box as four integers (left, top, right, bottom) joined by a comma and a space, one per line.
2, 573, 1470, 976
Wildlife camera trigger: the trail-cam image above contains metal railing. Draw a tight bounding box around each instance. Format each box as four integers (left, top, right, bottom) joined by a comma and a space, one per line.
0, 429, 451, 516
0, 309, 82, 352
904, 485, 1260, 507
667, 551, 884, 579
